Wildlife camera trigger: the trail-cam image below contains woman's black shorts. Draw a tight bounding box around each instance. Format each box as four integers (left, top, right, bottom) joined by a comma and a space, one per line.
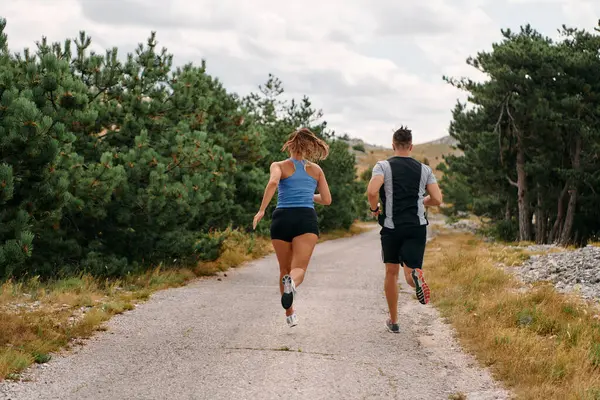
270, 207, 319, 242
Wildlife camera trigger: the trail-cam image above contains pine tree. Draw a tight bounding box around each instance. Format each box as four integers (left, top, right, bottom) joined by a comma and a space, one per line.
0, 19, 85, 277
441, 23, 600, 245
66, 33, 240, 271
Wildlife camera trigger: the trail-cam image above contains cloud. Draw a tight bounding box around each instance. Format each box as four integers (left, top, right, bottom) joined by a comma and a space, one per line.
3, 0, 599, 146
79, 0, 235, 31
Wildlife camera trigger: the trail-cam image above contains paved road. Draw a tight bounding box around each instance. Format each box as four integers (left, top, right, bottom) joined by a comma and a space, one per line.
1, 228, 509, 400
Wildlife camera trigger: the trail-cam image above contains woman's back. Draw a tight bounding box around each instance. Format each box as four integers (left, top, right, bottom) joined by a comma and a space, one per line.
277, 158, 318, 209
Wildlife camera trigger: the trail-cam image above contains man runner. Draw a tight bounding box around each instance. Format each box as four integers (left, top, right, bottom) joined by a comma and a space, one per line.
367, 126, 443, 333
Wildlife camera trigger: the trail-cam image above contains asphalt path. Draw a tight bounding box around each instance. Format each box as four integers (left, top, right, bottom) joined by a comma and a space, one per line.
1, 226, 509, 400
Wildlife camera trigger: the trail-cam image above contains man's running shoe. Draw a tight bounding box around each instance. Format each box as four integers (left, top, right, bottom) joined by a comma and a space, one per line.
281, 275, 296, 309
385, 319, 400, 333
286, 313, 298, 328
411, 269, 431, 305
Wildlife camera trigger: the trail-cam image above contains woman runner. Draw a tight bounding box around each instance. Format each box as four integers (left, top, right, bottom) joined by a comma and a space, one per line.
253, 128, 332, 327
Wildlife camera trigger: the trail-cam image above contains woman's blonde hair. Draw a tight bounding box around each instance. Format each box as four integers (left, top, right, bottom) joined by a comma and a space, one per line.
281, 128, 329, 161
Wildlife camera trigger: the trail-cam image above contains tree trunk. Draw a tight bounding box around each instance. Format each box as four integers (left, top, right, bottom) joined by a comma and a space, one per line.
535, 194, 546, 244
516, 140, 531, 242
546, 217, 555, 244
535, 184, 547, 244
537, 212, 547, 244
549, 182, 569, 243
560, 189, 578, 245
505, 200, 511, 220
559, 134, 582, 246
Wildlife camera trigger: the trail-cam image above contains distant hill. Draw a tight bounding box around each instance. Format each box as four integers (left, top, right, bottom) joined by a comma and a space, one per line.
341, 135, 462, 179
424, 136, 459, 146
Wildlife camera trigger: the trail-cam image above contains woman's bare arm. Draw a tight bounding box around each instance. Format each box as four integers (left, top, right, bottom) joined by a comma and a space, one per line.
258, 162, 282, 212
313, 165, 332, 205
253, 163, 282, 229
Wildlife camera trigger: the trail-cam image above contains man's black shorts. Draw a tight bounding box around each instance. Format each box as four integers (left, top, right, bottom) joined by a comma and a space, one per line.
380, 225, 427, 268
271, 207, 319, 242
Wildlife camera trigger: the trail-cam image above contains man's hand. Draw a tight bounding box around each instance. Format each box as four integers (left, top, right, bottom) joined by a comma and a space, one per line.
370, 204, 381, 219
367, 174, 384, 219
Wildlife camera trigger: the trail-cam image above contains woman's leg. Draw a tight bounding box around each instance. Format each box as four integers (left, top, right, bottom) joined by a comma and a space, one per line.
272, 239, 294, 316
289, 233, 319, 287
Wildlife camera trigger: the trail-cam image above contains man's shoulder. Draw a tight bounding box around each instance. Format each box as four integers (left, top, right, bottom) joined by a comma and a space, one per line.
373, 159, 390, 168
372, 160, 388, 175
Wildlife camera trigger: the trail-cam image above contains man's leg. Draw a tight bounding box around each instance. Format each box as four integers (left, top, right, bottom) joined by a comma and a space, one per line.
400, 226, 430, 304
403, 265, 416, 288
380, 228, 402, 330
384, 263, 400, 323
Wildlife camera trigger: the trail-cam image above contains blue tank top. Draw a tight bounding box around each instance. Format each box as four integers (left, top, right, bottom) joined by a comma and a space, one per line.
276, 158, 318, 209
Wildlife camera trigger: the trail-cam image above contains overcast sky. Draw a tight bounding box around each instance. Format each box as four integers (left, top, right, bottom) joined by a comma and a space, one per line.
3, 0, 599, 145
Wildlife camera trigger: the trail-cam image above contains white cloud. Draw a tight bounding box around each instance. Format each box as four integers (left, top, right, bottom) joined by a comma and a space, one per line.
2, 0, 599, 145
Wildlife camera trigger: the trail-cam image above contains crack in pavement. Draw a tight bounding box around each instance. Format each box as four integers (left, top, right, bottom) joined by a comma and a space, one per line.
222, 346, 336, 357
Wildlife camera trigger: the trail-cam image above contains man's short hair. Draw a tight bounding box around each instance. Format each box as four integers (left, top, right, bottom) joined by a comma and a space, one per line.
393, 126, 412, 149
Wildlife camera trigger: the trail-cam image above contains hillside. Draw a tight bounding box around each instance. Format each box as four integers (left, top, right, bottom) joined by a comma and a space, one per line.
345, 135, 462, 179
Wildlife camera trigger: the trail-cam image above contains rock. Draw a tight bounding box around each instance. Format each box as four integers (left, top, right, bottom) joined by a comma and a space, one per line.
447, 219, 480, 234
513, 245, 600, 301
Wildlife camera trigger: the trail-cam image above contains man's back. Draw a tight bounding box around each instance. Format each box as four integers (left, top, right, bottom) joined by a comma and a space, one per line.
372, 156, 437, 229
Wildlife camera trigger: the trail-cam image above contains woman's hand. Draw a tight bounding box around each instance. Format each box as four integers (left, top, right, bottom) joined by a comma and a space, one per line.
253, 210, 265, 230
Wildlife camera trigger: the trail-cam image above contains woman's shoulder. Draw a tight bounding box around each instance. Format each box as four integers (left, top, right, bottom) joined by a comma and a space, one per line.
305, 161, 323, 179
306, 160, 323, 171
271, 159, 291, 168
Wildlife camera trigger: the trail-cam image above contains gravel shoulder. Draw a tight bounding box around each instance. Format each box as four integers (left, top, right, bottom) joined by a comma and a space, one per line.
1, 227, 509, 400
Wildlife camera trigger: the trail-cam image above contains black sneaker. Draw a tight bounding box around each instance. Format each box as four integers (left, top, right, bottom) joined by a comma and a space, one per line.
385, 319, 400, 333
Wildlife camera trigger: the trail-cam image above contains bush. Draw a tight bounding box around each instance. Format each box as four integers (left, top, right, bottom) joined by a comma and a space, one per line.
0, 21, 365, 280
482, 219, 520, 242
360, 166, 373, 182
317, 140, 364, 231
352, 143, 366, 152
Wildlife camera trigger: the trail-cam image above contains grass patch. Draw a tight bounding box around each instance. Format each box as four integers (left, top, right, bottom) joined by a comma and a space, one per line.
425, 232, 600, 399
0, 223, 367, 381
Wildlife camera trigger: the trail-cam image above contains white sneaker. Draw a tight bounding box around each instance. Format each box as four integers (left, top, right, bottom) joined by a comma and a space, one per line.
286, 313, 298, 327
281, 275, 296, 309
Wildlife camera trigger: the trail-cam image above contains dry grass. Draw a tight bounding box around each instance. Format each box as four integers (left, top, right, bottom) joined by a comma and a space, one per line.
413, 141, 460, 177
425, 232, 600, 400
0, 223, 369, 381
355, 148, 394, 177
